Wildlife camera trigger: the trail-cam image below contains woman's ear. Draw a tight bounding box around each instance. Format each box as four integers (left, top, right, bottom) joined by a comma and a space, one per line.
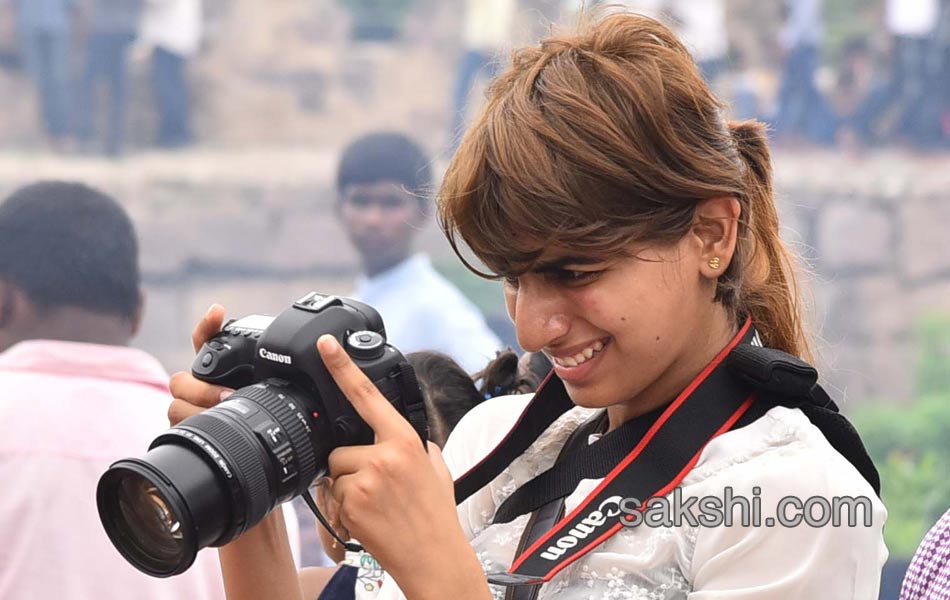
692, 197, 741, 279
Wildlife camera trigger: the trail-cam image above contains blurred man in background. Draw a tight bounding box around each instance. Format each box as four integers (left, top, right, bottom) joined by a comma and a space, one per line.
335, 131, 502, 373
0, 181, 227, 599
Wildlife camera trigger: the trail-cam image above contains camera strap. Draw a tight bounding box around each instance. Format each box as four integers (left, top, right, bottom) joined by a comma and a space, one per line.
386, 362, 429, 446
502, 411, 608, 600
480, 319, 760, 586
452, 318, 880, 588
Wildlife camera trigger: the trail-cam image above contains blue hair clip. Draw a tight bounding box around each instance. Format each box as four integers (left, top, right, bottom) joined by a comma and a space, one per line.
484, 385, 505, 400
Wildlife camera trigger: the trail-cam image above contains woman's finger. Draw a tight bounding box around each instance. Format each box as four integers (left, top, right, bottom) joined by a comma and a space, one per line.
327, 444, 382, 478
192, 303, 226, 353
168, 398, 210, 426
426, 442, 454, 489
169, 371, 232, 409
316, 335, 413, 441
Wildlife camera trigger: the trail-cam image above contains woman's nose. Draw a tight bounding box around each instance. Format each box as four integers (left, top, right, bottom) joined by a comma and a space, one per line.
509, 282, 570, 352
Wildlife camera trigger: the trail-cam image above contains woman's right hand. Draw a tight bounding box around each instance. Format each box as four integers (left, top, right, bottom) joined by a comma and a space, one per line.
168, 304, 234, 426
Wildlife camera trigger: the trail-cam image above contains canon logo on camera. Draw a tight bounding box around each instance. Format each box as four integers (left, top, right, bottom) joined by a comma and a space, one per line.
259, 347, 293, 365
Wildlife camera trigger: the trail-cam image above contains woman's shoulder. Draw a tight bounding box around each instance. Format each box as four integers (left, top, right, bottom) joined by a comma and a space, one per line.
687, 404, 880, 497
682, 405, 888, 598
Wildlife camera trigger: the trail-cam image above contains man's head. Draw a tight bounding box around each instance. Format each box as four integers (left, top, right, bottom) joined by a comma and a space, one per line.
335, 132, 432, 277
0, 181, 142, 351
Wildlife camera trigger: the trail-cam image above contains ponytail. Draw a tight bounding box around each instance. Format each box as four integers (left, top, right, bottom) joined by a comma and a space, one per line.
724, 120, 812, 362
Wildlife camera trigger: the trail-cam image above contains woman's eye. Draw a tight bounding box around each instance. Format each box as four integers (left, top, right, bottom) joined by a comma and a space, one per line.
553, 269, 601, 284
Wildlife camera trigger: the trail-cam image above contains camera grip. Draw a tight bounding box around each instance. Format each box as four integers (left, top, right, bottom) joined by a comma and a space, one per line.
192, 330, 256, 389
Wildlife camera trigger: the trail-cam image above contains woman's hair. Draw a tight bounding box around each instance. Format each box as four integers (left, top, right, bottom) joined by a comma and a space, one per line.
438, 12, 811, 360
409, 350, 545, 447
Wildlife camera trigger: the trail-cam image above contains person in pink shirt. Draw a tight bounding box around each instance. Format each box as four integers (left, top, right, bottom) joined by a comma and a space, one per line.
0, 181, 227, 599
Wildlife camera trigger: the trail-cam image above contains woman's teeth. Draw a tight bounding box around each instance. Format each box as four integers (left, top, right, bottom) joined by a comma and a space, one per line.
553, 340, 606, 368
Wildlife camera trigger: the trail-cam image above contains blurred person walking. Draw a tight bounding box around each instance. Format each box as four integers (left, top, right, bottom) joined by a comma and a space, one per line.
773, 0, 835, 145
14, 0, 76, 149
668, 0, 728, 84
335, 132, 503, 373
852, 0, 941, 146
450, 0, 515, 147
0, 181, 226, 599
139, 0, 201, 148
74, 0, 144, 156
886, 0, 940, 145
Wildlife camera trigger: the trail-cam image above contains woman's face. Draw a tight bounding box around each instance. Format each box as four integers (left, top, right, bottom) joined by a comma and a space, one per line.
503, 221, 735, 424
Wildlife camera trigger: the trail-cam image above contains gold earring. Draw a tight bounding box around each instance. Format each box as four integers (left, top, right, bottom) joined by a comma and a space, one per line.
708, 257, 721, 270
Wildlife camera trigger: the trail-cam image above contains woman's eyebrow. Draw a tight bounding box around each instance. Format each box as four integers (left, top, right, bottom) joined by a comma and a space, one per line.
532, 256, 603, 273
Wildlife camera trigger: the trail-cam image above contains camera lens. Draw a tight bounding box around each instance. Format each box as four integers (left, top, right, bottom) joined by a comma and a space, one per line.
97, 383, 325, 577
98, 441, 231, 577
115, 472, 185, 568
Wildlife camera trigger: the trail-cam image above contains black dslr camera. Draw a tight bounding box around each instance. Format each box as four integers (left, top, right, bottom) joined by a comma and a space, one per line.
96, 293, 427, 577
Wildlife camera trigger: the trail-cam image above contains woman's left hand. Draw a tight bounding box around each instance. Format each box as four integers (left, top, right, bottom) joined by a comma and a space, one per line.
317, 335, 490, 600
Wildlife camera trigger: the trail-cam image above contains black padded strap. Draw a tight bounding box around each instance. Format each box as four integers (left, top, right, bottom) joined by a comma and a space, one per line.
503, 412, 607, 600
799, 402, 880, 495
493, 405, 663, 524
454, 374, 574, 505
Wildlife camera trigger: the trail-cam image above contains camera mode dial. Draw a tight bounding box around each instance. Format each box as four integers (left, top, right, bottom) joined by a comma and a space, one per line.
345, 330, 385, 360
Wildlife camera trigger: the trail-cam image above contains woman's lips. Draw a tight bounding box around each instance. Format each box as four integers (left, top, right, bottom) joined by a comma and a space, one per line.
549, 338, 610, 383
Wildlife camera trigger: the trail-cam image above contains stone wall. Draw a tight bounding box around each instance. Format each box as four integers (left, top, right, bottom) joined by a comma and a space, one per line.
773, 151, 950, 407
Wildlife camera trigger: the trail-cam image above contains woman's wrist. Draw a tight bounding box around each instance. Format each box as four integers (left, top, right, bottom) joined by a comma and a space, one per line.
388, 530, 492, 600
219, 509, 303, 600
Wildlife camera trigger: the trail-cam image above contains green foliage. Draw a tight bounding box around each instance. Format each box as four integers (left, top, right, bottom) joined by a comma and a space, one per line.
852, 393, 950, 557
850, 314, 950, 558
336, 0, 415, 26
915, 313, 950, 396
336, 0, 415, 40
822, 0, 879, 64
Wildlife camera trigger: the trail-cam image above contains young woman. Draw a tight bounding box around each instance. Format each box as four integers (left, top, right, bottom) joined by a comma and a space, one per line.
168, 12, 887, 600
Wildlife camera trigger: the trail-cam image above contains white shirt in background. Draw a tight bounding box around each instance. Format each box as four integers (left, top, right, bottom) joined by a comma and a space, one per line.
886, 0, 939, 37
353, 253, 502, 374
140, 0, 202, 56
463, 0, 516, 51
671, 0, 728, 64
780, 0, 824, 49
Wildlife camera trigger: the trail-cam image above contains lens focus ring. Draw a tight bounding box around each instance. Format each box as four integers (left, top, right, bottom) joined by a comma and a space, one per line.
178, 412, 272, 534
237, 385, 318, 493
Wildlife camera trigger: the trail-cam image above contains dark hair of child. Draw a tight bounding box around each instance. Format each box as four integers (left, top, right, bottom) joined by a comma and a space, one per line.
408, 349, 543, 447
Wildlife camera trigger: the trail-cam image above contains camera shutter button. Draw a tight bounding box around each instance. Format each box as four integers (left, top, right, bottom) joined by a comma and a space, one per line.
345, 330, 385, 360
200, 352, 214, 367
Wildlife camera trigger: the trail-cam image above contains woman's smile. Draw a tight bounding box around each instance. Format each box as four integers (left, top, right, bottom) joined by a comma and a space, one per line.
547, 337, 611, 383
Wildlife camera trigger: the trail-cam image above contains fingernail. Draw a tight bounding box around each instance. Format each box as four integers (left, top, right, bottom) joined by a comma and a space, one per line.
318, 334, 339, 353
219, 390, 233, 402
205, 304, 217, 318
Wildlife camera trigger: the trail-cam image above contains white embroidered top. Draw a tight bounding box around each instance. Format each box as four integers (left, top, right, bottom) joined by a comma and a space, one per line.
358, 395, 888, 599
